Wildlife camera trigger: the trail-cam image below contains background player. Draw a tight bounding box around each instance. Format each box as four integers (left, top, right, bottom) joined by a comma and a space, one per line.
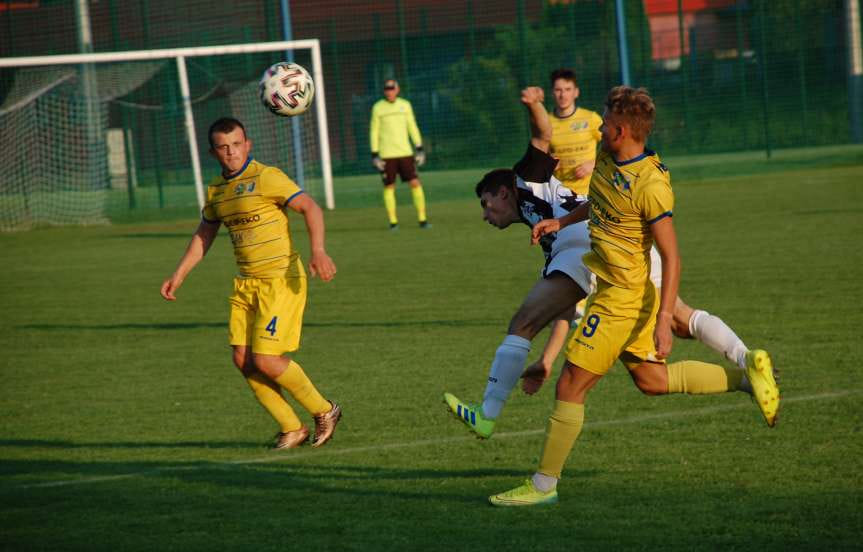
548, 68, 602, 197
160, 117, 342, 450
488, 87, 779, 507
369, 78, 429, 230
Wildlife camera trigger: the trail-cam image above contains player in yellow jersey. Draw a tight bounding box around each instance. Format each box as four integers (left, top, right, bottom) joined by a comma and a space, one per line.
488, 87, 779, 507
370, 79, 429, 230
160, 117, 342, 450
548, 68, 602, 196
525, 72, 757, 399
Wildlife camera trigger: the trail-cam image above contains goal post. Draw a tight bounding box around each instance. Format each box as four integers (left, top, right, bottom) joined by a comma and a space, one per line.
0, 39, 334, 231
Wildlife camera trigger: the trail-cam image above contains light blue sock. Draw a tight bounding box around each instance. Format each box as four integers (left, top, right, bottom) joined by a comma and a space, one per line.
481, 335, 531, 419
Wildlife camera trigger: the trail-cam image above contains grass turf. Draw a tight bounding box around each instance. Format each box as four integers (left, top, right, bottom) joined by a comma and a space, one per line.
1, 149, 862, 550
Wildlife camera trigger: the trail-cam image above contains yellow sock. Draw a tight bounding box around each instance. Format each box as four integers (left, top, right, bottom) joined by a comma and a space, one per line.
244, 372, 303, 432
274, 360, 331, 415
666, 360, 743, 394
538, 400, 585, 479
410, 185, 427, 222
383, 187, 398, 225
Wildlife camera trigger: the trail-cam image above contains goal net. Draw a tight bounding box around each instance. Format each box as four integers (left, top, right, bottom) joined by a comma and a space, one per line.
0, 40, 333, 232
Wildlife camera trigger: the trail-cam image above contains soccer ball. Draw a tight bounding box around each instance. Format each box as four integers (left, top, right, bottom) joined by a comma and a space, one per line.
258, 62, 315, 117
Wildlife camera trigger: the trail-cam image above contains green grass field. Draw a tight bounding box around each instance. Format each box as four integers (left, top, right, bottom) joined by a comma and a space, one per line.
2, 148, 862, 550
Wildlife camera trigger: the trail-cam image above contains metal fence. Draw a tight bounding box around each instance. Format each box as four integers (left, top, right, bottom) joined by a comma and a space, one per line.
1, 0, 857, 179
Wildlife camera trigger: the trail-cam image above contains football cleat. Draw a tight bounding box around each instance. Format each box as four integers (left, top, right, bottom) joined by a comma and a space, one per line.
272, 426, 310, 449
745, 349, 780, 427
443, 392, 495, 439
311, 401, 342, 448
419, 220, 432, 229
489, 479, 558, 507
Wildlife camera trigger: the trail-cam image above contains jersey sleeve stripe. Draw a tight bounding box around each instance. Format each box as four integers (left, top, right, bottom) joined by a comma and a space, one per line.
286, 190, 305, 204
647, 211, 673, 224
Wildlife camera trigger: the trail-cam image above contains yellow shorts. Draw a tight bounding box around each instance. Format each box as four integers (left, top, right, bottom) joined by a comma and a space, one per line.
564, 276, 662, 375
228, 268, 307, 355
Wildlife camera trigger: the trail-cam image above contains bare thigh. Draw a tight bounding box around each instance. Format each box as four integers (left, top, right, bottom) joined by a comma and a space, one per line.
508, 271, 587, 339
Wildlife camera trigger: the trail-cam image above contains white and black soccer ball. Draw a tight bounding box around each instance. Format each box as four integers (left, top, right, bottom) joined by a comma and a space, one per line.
259, 62, 315, 117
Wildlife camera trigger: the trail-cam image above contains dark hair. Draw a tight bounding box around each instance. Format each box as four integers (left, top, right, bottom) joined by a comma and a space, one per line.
550, 68, 577, 87
475, 169, 516, 198
208, 117, 247, 148
604, 86, 655, 141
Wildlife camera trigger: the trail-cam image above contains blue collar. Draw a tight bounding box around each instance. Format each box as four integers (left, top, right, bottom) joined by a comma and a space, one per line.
614, 149, 653, 166
224, 156, 253, 180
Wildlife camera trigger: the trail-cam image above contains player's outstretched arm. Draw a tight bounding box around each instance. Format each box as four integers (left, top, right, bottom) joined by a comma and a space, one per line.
287, 193, 336, 282
651, 217, 680, 359
160, 219, 220, 301
530, 201, 591, 245
521, 86, 551, 153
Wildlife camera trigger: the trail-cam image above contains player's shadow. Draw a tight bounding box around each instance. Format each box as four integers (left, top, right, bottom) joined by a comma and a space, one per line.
0, 439, 262, 449
304, 319, 494, 329
21, 322, 226, 331
2, 458, 589, 504
110, 233, 194, 239
22, 319, 494, 331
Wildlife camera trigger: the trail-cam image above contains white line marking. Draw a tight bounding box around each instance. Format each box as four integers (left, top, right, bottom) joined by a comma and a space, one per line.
12, 390, 857, 489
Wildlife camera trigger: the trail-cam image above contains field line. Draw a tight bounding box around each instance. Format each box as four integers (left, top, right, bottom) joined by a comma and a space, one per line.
14, 389, 856, 490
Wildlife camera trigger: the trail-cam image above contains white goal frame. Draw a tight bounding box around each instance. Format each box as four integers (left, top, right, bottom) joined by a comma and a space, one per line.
0, 40, 335, 210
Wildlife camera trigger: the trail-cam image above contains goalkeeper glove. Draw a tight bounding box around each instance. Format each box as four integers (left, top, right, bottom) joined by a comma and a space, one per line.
372, 153, 385, 172
414, 146, 426, 167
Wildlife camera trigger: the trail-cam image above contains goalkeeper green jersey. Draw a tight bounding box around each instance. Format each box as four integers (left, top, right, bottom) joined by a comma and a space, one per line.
369, 97, 422, 159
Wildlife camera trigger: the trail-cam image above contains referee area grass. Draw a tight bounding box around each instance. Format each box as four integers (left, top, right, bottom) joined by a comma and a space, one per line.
2, 145, 862, 550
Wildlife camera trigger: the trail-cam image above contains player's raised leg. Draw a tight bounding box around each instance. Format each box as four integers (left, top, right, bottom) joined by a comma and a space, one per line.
444, 272, 584, 438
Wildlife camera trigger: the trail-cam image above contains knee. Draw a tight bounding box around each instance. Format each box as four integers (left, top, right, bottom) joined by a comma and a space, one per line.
252, 353, 288, 377
633, 376, 667, 396
507, 313, 541, 339
671, 319, 692, 339
232, 348, 252, 373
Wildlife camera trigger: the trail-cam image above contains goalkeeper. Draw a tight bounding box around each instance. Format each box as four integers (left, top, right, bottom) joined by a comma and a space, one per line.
369, 79, 429, 230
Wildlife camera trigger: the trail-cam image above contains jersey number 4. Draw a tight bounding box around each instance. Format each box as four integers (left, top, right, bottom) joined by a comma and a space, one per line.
266, 316, 279, 336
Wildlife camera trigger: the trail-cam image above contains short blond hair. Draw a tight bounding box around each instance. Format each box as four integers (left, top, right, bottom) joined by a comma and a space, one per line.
604, 86, 655, 142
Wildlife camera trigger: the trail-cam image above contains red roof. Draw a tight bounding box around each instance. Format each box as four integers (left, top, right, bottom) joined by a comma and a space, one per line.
645, 0, 739, 16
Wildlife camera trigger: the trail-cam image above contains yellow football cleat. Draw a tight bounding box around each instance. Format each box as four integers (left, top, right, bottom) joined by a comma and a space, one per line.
745, 349, 780, 427
489, 479, 558, 507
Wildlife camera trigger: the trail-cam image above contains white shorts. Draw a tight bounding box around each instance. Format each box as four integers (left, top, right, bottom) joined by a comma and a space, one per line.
543, 244, 592, 295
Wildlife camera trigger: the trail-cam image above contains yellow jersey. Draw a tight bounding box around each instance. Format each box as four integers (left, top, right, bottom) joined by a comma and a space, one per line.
584, 149, 673, 289
369, 97, 422, 159
549, 107, 603, 195
202, 157, 304, 279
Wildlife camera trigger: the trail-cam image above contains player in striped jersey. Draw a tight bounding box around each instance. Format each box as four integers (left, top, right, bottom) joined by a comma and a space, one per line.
160, 117, 342, 450
443, 86, 593, 438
